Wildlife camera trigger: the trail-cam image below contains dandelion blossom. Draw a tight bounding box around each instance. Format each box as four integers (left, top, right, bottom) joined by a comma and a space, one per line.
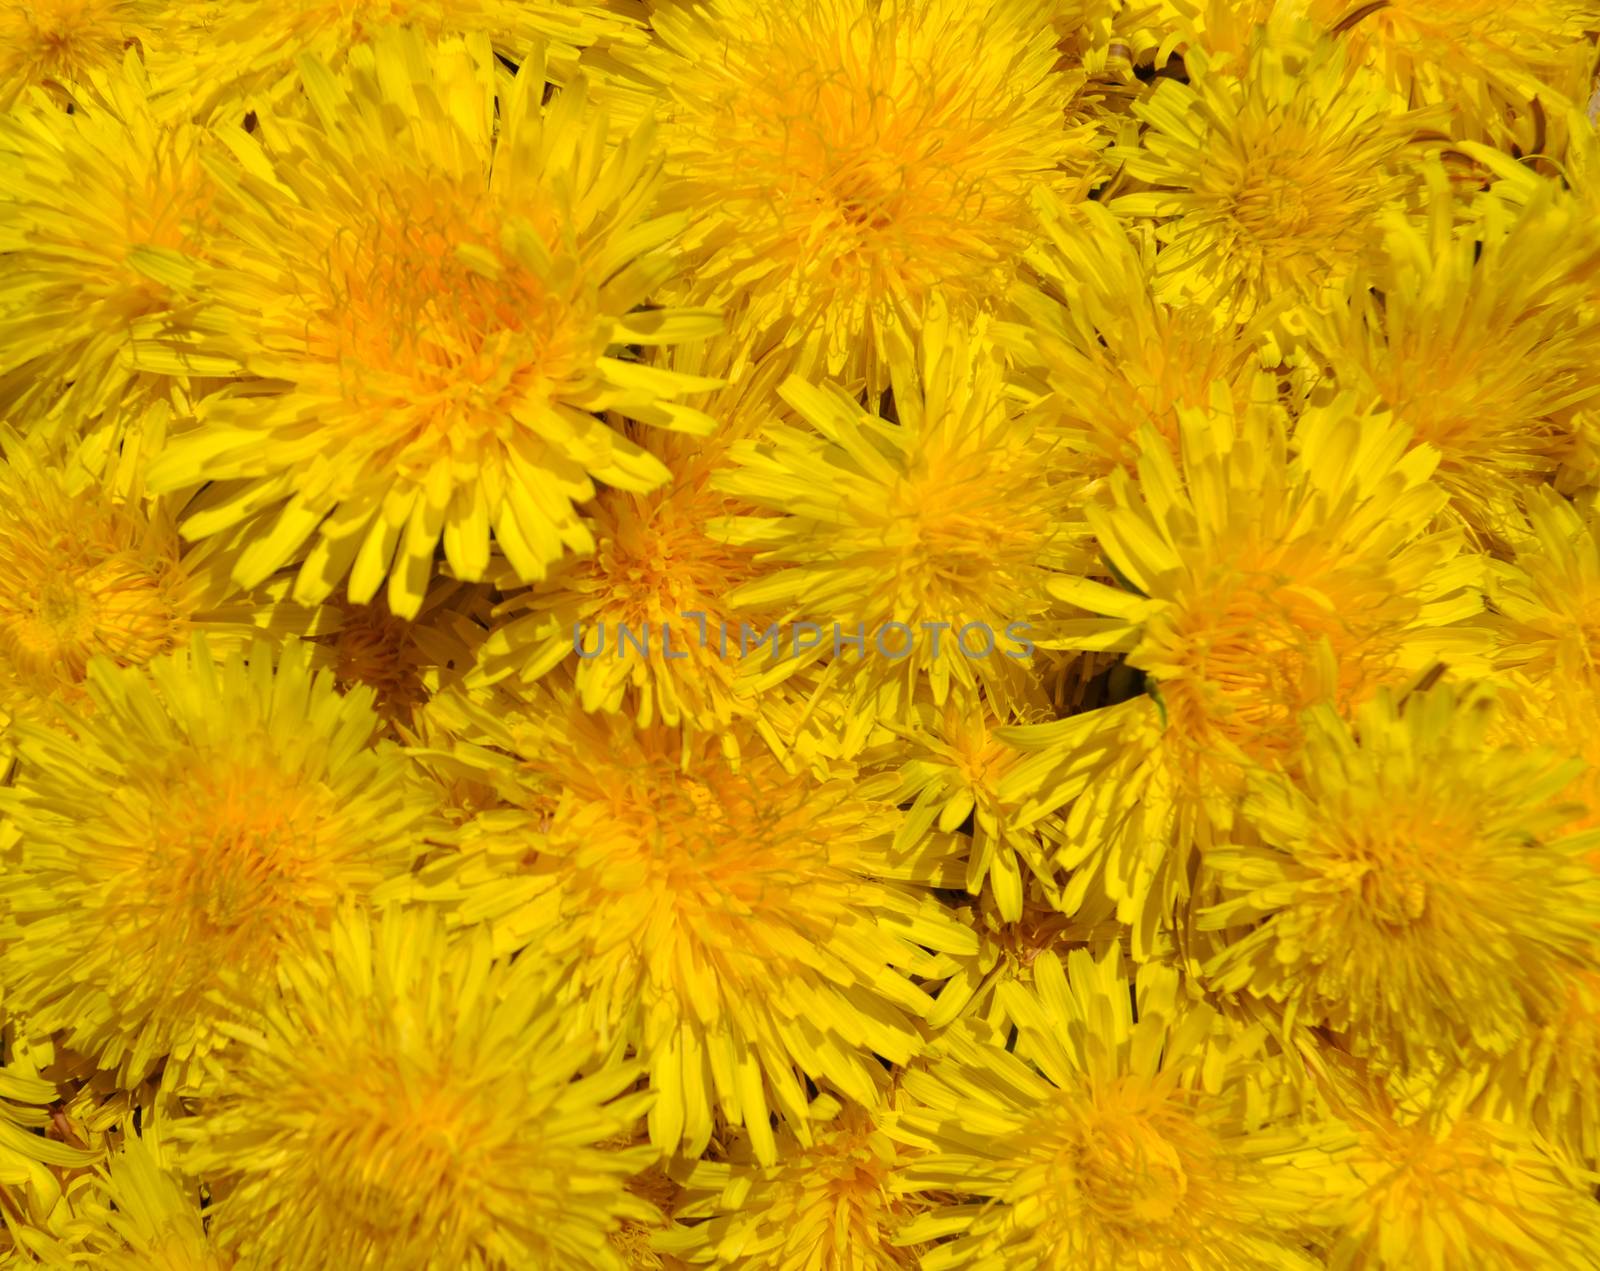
174, 906, 661, 1270
70, 1129, 225, 1270
1486, 488, 1600, 689
0, 638, 441, 1085
1111, 22, 1430, 321
1201, 685, 1600, 1070
713, 322, 1090, 718
318, 580, 492, 729
1485, 971, 1600, 1171
0, 0, 176, 108
891, 948, 1343, 1269
1308, 171, 1600, 541
142, 32, 719, 620
859, 690, 1067, 922
0, 438, 306, 714
1330, 1103, 1600, 1269
418, 679, 977, 1165
0, 60, 219, 425
648, 0, 1101, 389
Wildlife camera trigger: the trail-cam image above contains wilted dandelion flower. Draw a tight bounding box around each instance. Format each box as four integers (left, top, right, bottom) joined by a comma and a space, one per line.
648, 0, 1101, 390
891, 948, 1343, 1269
142, 31, 719, 620
998, 398, 1486, 944
0, 638, 441, 1086
0, 59, 219, 425
659, 1097, 923, 1270
1201, 685, 1600, 1070
713, 320, 1090, 718
1111, 20, 1431, 321
174, 906, 661, 1270
418, 679, 977, 1165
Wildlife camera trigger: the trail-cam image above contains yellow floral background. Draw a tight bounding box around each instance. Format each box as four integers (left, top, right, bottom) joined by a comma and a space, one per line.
2, 0, 1600, 1267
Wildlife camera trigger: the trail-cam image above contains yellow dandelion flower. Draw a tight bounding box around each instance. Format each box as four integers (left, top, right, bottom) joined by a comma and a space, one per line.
68, 1128, 225, 1270
1110, 20, 1432, 321
0, 436, 314, 720
998, 398, 1486, 945
891, 947, 1344, 1269
0, 0, 178, 109
0, 638, 442, 1086
478, 343, 786, 735
141, 31, 720, 620
0, 58, 220, 426
171, 0, 647, 118
1330, 1102, 1600, 1270
659, 1097, 924, 1270
647, 0, 1101, 390
712, 319, 1090, 718
1487, 488, 1600, 690
1305, 0, 1600, 144
417, 678, 977, 1165
859, 689, 1067, 923
1012, 194, 1278, 477
1308, 167, 1600, 541
173, 905, 660, 1270
1490, 671, 1600, 844
1201, 684, 1600, 1070
1484, 970, 1600, 1171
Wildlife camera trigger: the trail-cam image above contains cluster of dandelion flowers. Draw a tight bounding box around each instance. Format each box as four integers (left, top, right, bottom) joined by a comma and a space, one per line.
172, 906, 660, 1270
997, 396, 1486, 941
0, 638, 441, 1086
142, 31, 719, 620
9, 4, 1600, 1266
